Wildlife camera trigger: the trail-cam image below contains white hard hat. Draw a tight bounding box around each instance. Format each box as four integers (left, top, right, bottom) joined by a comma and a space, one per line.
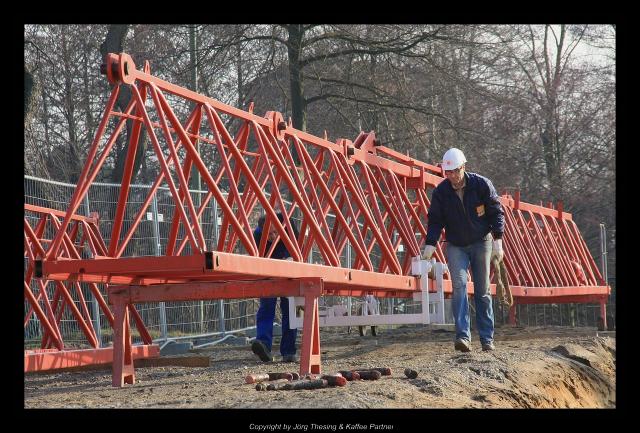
441, 148, 467, 171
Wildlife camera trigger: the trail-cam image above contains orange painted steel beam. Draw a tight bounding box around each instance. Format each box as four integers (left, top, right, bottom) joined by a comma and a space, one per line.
108, 278, 324, 307
39, 251, 417, 293
513, 295, 608, 305
24, 344, 159, 373
108, 278, 324, 386
24, 203, 98, 224
507, 285, 610, 298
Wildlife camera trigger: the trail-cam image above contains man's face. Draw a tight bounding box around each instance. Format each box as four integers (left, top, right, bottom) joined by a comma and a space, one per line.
267, 225, 278, 242
444, 164, 465, 185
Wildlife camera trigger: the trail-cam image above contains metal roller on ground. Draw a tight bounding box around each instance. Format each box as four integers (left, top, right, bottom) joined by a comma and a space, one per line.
337, 367, 391, 380
252, 367, 392, 391
245, 372, 294, 384
364, 367, 392, 376
255, 379, 292, 391
404, 368, 418, 379
267, 379, 329, 391
338, 371, 361, 381
352, 370, 382, 380
251, 371, 345, 390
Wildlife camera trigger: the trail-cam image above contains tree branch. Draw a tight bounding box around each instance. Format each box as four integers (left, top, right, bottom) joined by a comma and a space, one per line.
300, 31, 443, 68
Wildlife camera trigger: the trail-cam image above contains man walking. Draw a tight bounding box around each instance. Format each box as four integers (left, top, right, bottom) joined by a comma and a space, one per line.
422, 148, 504, 352
251, 212, 299, 363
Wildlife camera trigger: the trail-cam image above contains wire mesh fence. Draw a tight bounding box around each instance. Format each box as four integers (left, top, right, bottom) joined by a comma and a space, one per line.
24, 175, 615, 350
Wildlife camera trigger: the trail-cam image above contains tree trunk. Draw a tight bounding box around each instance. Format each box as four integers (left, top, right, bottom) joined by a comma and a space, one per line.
540, 115, 563, 202
24, 66, 38, 125
539, 25, 566, 203
189, 24, 201, 195
286, 24, 306, 132
61, 30, 81, 183
236, 37, 243, 109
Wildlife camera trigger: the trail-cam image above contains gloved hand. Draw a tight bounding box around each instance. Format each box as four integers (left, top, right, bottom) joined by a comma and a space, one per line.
491, 239, 504, 262
422, 245, 436, 260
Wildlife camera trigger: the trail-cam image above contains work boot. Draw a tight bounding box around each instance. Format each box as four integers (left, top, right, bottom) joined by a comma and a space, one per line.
481, 341, 495, 352
454, 338, 471, 352
251, 340, 273, 362
282, 354, 297, 363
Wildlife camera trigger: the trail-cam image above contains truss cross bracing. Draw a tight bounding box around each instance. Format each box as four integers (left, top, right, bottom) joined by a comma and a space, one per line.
24, 204, 159, 372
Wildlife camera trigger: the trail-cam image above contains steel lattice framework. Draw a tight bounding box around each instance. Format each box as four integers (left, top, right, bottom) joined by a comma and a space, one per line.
24, 204, 158, 372
33, 53, 610, 386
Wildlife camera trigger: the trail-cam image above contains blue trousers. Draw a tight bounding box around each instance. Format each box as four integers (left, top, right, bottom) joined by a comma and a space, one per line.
255, 297, 297, 356
446, 235, 494, 344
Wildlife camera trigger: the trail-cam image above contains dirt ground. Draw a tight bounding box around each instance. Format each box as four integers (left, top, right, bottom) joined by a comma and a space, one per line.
23, 325, 615, 410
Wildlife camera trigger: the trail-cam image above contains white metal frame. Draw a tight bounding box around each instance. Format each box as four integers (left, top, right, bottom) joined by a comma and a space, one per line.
288, 257, 447, 329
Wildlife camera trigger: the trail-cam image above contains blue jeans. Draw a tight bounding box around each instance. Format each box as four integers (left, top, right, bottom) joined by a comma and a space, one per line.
255, 297, 297, 356
446, 234, 494, 344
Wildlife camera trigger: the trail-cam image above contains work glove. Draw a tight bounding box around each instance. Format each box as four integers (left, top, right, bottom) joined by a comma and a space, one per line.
491, 239, 504, 263
422, 244, 436, 260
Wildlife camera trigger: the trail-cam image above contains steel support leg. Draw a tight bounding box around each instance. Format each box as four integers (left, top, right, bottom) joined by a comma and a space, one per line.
112, 303, 135, 387
508, 301, 517, 326
299, 280, 322, 376
599, 300, 607, 331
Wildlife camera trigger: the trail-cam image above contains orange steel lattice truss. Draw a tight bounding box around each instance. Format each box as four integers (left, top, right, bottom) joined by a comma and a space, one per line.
33, 53, 610, 386
24, 204, 159, 372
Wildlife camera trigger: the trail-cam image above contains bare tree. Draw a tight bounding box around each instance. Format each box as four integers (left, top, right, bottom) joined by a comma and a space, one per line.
197, 25, 463, 133
25, 25, 109, 182
479, 25, 616, 279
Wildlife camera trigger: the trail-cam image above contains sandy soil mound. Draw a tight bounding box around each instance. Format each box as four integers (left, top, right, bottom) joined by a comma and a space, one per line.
24, 325, 615, 409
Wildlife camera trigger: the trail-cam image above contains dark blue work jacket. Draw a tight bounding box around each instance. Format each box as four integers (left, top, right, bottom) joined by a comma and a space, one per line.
252, 213, 299, 259
426, 172, 504, 247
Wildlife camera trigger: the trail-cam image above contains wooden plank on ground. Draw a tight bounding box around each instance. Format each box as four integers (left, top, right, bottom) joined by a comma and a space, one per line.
25, 355, 211, 374
135, 356, 210, 368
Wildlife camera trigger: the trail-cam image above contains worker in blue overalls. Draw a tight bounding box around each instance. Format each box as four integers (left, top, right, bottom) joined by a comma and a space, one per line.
251, 212, 299, 363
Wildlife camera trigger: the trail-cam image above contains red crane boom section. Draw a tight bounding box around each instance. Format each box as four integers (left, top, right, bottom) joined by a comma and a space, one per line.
37, 53, 607, 294
29, 53, 610, 383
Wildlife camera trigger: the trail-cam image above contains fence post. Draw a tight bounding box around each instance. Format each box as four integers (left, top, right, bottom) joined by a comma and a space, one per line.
600, 223, 608, 284
559, 304, 563, 326
213, 199, 225, 336
195, 188, 205, 334
346, 240, 352, 317
85, 195, 102, 348
151, 191, 168, 340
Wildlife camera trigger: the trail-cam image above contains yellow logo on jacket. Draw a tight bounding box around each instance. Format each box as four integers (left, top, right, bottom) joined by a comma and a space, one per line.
476, 205, 485, 217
